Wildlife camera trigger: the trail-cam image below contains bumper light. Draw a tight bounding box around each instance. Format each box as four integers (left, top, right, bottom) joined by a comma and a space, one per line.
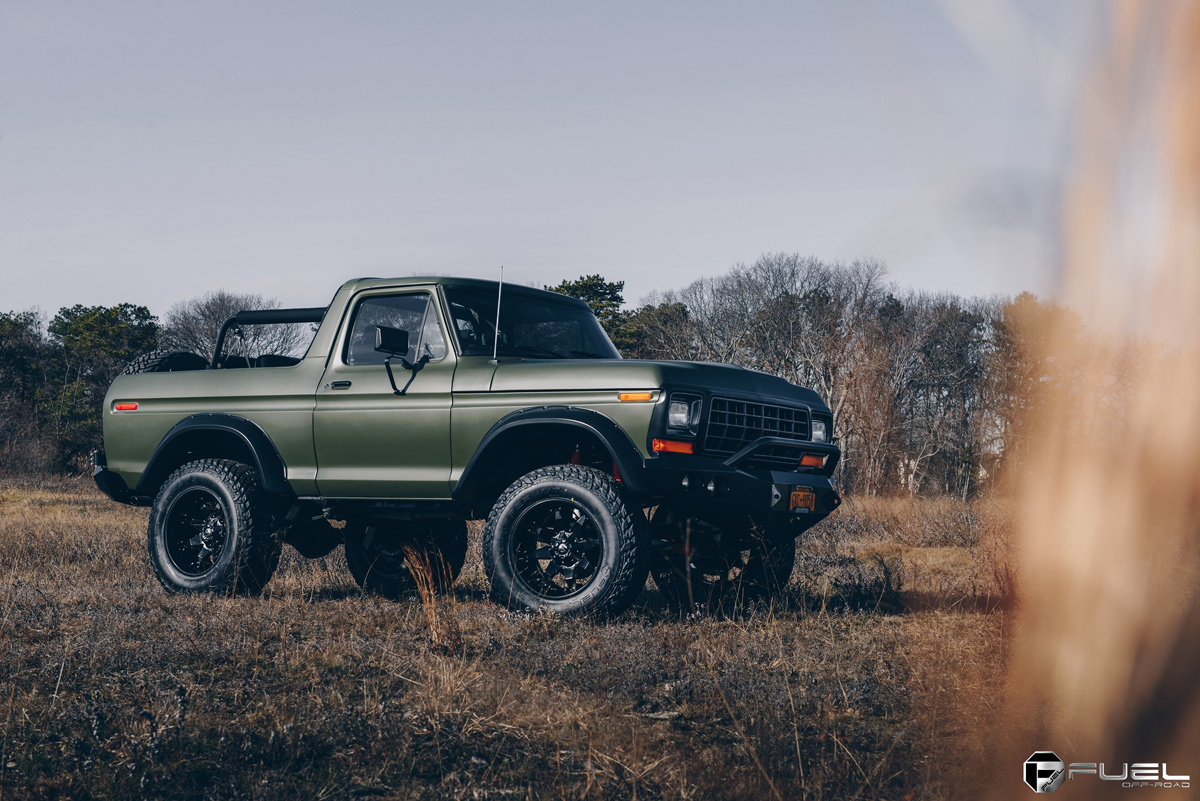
800, 454, 827, 468
652, 438, 694, 454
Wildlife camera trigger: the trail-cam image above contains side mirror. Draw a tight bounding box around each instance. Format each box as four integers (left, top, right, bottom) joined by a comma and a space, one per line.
374, 326, 410, 357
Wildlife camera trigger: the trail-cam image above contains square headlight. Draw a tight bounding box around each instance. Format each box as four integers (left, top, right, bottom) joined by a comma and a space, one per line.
811, 419, 827, 443
668, 400, 691, 429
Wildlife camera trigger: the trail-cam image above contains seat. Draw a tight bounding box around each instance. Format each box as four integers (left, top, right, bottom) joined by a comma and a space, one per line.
254, 354, 301, 368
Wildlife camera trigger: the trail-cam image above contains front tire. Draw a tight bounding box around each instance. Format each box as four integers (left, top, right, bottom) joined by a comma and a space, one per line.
482, 465, 648, 617
147, 459, 282, 595
651, 509, 797, 614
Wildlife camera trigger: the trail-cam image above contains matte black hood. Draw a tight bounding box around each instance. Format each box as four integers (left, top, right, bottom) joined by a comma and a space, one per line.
489, 358, 830, 412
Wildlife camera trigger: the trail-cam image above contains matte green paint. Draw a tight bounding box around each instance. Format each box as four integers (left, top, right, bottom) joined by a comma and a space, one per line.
102, 276, 831, 501
312, 285, 456, 499
103, 357, 325, 494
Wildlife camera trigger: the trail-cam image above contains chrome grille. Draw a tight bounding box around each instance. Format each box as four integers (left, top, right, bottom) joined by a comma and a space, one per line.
703, 397, 811, 468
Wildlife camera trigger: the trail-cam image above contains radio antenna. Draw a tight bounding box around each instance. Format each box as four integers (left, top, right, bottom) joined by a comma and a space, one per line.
490, 265, 504, 364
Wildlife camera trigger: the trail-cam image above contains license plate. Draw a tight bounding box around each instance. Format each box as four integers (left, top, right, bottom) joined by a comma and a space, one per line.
789, 488, 816, 512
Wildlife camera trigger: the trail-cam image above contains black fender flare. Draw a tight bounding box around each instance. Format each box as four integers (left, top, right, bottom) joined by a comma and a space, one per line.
453, 406, 649, 503
135, 413, 292, 496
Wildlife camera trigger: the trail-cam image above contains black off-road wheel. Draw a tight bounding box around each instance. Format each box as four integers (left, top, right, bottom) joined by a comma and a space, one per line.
482, 465, 649, 617
651, 508, 797, 615
344, 519, 468, 598
147, 459, 282, 595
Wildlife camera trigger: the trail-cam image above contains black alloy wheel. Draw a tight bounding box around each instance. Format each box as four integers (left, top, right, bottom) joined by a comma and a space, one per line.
164, 487, 229, 576
511, 499, 605, 599
344, 519, 468, 598
651, 508, 797, 615
482, 465, 648, 616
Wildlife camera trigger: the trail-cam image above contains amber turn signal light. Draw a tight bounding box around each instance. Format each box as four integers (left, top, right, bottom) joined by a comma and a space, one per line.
652, 438, 694, 454
114, 402, 138, 411
800, 453, 826, 468
618, 392, 653, 402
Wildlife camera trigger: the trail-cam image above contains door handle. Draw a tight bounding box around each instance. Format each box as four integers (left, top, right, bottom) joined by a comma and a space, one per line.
328, 380, 352, 390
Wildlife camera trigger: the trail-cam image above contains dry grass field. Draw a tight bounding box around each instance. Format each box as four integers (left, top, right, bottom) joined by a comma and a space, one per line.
0, 477, 1011, 800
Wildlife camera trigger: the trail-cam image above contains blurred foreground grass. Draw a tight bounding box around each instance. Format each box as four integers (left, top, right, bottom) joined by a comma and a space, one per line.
0, 478, 1007, 800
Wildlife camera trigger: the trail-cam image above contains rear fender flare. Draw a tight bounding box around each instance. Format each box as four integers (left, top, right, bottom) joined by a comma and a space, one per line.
136, 414, 291, 497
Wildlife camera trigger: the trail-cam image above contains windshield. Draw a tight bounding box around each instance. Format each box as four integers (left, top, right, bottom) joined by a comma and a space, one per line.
443, 286, 621, 360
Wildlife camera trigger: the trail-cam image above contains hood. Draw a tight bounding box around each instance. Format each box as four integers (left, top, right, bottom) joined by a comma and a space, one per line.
489, 359, 829, 411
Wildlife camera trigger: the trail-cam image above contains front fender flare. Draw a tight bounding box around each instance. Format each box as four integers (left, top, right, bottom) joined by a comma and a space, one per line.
453, 406, 649, 503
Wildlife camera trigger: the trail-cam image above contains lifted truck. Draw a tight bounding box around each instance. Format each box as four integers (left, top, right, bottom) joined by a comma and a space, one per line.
94, 277, 841, 616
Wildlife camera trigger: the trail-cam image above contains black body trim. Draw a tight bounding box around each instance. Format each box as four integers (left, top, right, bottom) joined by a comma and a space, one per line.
136, 413, 293, 497
91, 450, 141, 505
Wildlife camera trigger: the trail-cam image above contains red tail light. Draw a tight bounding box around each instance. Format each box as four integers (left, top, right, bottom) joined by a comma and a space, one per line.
114, 402, 138, 411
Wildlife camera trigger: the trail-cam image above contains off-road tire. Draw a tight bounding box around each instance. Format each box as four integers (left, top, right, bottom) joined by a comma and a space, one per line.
344, 519, 468, 598
482, 465, 648, 617
121, 350, 209, 375
652, 511, 797, 615
147, 459, 282, 595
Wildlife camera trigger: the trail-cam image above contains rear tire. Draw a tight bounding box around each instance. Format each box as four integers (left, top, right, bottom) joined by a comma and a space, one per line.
147, 459, 282, 595
482, 465, 648, 617
344, 519, 468, 597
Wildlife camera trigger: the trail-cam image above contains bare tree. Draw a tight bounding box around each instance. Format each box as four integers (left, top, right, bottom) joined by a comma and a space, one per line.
160, 291, 313, 360
623, 254, 1022, 497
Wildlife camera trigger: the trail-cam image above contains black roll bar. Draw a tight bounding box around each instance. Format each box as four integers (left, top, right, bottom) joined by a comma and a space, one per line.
211, 307, 327, 368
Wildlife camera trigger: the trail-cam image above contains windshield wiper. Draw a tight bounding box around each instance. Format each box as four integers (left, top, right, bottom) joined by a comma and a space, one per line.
568, 350, 612, 359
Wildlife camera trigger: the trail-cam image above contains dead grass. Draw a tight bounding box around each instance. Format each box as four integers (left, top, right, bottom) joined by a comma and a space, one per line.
0, 477, 1007, 800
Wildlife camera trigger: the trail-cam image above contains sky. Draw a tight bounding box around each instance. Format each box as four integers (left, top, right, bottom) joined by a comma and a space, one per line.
0, 0, 1099, 318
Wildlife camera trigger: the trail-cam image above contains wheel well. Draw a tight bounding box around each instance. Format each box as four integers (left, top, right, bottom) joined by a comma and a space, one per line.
461, 424, 621, 515
139, 429, 259, 496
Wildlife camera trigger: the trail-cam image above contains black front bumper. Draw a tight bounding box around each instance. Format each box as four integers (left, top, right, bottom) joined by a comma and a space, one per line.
640, 444, 842, 519
91, 450, 139, 505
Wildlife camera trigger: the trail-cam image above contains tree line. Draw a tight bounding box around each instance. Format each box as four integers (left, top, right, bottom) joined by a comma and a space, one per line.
0, 291, 299, 472
1, 256, 1094, 496
549, 254, 1107, 498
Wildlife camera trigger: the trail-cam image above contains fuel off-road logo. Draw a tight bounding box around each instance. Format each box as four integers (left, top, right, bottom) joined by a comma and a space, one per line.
1024, 751, 1190, 792
1024, 752, 1066, 793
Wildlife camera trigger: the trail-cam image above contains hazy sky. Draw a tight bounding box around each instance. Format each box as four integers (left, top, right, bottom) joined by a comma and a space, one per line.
0, 1, 1098, 318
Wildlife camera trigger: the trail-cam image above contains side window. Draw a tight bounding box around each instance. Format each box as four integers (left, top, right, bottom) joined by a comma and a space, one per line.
344, 293, 447, 366
418, 306, 448, 361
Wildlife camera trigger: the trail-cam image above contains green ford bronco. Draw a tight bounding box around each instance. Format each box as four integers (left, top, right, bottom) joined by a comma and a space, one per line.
94, 277, 841, 616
